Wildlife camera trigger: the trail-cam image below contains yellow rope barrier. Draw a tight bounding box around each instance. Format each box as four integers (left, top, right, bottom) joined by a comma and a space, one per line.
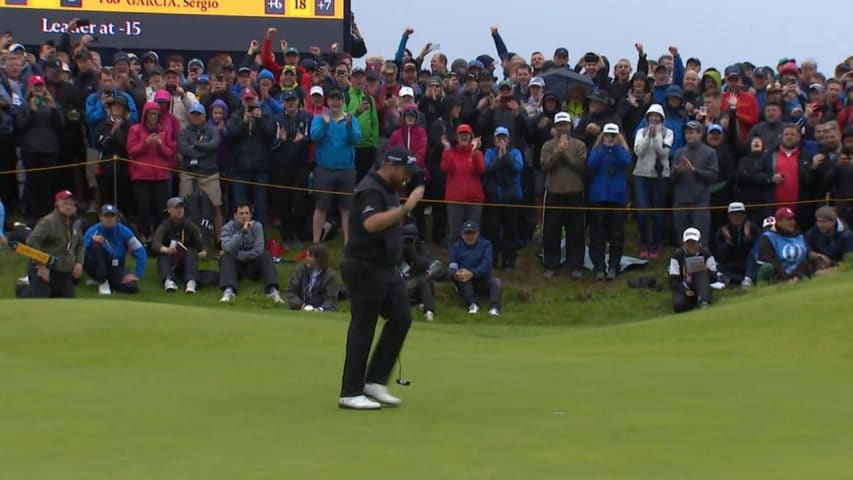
1, 157, 847, 212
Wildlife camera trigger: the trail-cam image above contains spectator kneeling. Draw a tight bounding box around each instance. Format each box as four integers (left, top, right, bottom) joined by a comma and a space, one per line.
218, 203, 283, 304
83, 204, 147, 295
285, 243, 339, 312
448, 220, 502, 316
669, 227, 718, 313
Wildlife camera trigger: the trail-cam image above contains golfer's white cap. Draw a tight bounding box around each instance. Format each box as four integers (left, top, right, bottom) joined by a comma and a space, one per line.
310, 85, 325, 97
682, 227, 702, 243
399, 86, 415, 98
554, 112, 572, 124
603, 123, 621, 134
727, 202, 746, 213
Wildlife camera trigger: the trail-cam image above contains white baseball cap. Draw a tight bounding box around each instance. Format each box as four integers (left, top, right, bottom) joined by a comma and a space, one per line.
603, 123, 621, 134
310, 85, 325, 97
682, 227, 702, 243
554, 112, 572, 124
399, 86, 415, 98
727, 202, 746, 214
529, 76, 545, 88
9, 43, 25, 53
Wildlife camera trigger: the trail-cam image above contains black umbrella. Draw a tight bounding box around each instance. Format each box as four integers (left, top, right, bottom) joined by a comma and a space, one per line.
542, 69, 595, 100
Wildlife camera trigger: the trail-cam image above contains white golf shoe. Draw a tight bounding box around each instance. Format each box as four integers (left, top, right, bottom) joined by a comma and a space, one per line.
338, 395, 381, 410
364, 383, 401, 406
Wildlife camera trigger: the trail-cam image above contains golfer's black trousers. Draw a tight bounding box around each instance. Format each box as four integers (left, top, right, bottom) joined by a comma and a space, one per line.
340, 259, 412, 398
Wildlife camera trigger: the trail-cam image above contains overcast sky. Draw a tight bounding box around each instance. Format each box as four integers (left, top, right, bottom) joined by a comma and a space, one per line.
354, 0, 849, 76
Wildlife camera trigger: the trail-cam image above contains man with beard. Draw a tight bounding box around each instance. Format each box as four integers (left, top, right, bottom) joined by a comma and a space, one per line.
338, 146, 425, 410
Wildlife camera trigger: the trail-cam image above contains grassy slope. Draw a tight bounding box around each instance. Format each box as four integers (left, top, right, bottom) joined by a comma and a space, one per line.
0, 230, 707, 327
1, 274, 851, 479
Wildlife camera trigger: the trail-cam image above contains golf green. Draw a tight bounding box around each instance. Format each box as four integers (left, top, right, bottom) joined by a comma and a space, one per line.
2, 275, 852, 479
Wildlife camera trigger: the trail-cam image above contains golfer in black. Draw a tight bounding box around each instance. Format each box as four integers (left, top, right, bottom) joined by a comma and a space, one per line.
339, 146, 425, 410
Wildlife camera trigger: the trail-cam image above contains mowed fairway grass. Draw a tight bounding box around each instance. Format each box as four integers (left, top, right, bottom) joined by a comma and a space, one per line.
2, 274, 853, 479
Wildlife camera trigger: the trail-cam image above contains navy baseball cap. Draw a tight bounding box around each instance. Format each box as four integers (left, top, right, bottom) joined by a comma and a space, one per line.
462, 220, 479, 233
100, 204, 118, 216
282, 90, 299, 101
384, 146, 417, 167
724, 65, 741, 78
112, 52, 130, 65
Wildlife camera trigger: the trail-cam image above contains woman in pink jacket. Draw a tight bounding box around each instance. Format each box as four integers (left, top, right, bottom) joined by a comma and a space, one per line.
127, 101, 177, 241
440, 123, 485, 242
389, 104, 429, 238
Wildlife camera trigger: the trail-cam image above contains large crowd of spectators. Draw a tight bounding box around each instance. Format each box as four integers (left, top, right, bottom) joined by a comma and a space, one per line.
2, 21, 853, 316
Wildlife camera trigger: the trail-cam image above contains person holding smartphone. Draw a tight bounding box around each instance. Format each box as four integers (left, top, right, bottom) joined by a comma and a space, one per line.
668, 227, 718, 313
15, 75, 65, 224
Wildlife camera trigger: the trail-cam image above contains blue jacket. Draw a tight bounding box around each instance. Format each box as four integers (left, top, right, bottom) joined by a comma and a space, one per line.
805, 221, 853, 263
448, 237, 493, 281
310, 113, 362, 170
587, 143, 632, 204
483, 147, 523, 202
85, 90, 139, 128
652, 56, 685, 104
259, 96, 284, 117
0, 198, 5, 240
0, 78, 23, 136
83, 222, 148, 278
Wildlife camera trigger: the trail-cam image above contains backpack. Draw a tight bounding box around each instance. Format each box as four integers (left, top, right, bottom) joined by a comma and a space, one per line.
183, 190, 215, 247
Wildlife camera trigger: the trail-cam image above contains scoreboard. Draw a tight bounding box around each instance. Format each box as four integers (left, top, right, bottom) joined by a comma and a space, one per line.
0, 0, 349, 51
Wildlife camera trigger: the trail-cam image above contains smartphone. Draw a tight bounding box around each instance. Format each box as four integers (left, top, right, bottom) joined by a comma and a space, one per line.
166, 84, 177, 93
76, 19, 91, 27
500, 96, 511, 105
432, 43, 441, 50
215, 74, 224, 82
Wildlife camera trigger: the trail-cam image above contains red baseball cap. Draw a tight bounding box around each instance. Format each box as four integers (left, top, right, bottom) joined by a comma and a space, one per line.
29, 75, 46, 87
54, 190, 74, 202
456, 124, 473, 134
774, 207, 795, 220
241, 87, 258, 99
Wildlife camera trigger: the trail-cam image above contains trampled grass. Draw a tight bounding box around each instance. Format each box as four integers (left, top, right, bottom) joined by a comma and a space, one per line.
2, 273, 852, 479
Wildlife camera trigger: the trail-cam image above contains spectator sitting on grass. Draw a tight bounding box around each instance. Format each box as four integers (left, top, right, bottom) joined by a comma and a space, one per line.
448, 220, 502, 316
83, 204, 147, 296
669, 227, 718, 313
401, 223, 441, 322
218, 203, 283, 304
284, 243, 339, 312
757, 207, 812, 284
714, 202, 759, 288
804, 206, 853, 271
152, 197, 207, 294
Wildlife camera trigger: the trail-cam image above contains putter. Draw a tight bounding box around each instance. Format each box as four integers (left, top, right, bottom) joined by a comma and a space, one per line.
396, 356, 411, 386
